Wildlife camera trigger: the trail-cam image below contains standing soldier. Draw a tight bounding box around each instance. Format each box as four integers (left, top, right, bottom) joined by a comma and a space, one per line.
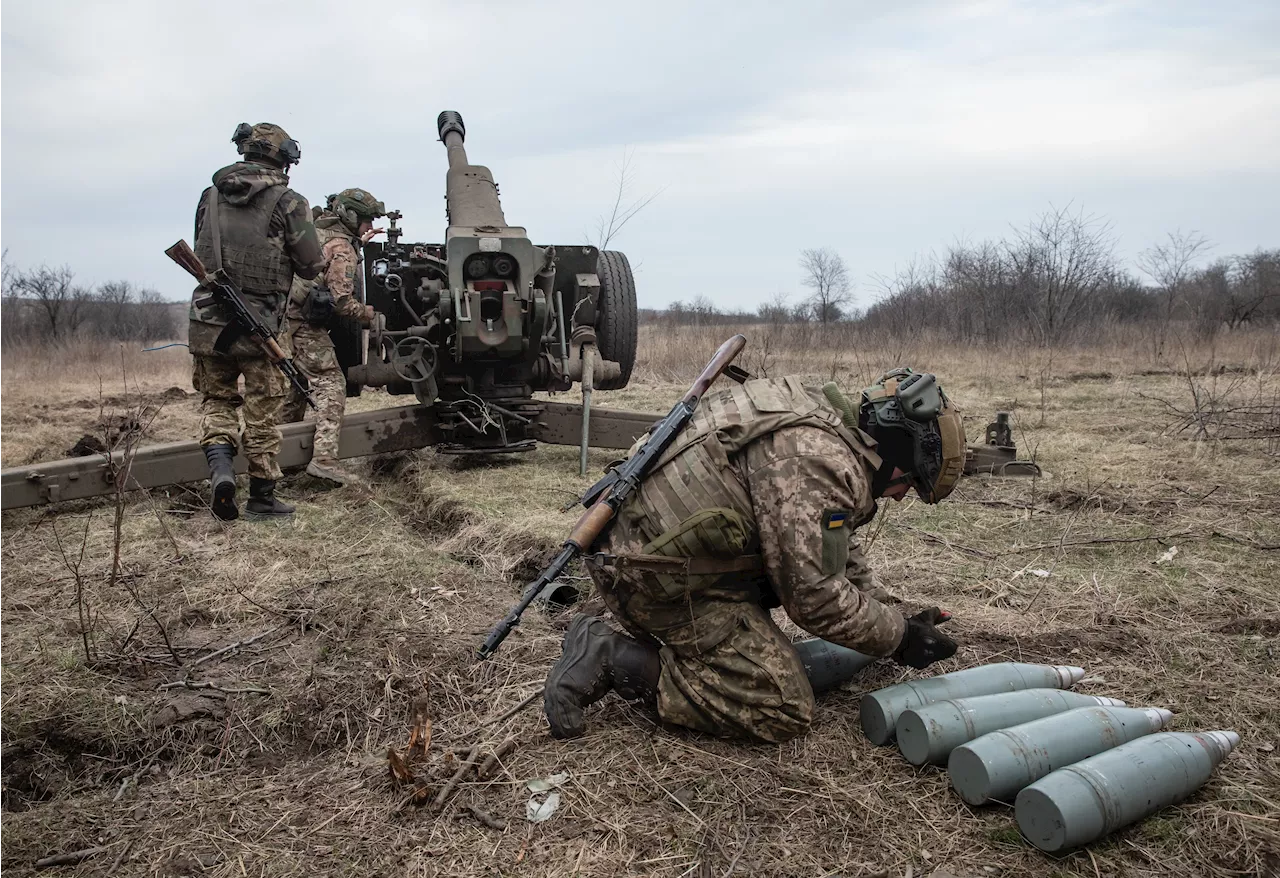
281, 188, 385, 486
190, 123, 324, 521
543, 370, 965, 743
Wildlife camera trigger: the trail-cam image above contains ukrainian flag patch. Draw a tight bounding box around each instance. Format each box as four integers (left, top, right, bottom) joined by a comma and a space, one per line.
824, 510, 849, 529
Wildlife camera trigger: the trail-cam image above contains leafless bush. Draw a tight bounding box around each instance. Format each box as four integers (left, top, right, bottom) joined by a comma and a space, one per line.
1139, 229, 1212, 357
2, 261, 177, 345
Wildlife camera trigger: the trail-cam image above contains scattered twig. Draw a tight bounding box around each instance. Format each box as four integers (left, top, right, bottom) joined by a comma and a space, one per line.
1211, 532, 1280, 551
896, 524, 996, 560
105, 838, 135, 876
455, 805, 508, 831
998, 531, 1192, 556
477, 736, 518, 780
190, 627, 282, 669
432, 744, 482, 811
35, 846, 109, 869
157, 680, 270, 696
455, 688, 543, 740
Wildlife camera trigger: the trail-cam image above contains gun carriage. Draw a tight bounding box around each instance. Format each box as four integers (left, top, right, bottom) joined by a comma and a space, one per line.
343, 111, 637, 454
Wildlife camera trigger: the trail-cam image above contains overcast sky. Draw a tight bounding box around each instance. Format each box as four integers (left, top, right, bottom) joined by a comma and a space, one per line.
2, 0, 1277, 311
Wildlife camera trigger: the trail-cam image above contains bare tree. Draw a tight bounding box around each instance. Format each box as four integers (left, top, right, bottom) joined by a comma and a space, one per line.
1138, 229, 1212, 355
593, 148, 664, 251
757, 291, 792, 324
800, 248, 853, 324
1005, 205, 1120, 347
9, 264, 92, 339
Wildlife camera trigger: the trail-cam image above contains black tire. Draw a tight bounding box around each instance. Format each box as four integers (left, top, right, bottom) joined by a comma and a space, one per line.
595, 250, 637, 390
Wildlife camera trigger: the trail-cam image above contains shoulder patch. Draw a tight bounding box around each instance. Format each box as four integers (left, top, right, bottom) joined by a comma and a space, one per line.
820, 508, 852, 575
823, 510, 849, 529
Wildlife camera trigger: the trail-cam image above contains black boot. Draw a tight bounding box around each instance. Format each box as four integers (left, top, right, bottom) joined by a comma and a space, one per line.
203, 443, 238, 521
793, 638, 878, 693
245, 477, 295, 519
544, 615, 660, 739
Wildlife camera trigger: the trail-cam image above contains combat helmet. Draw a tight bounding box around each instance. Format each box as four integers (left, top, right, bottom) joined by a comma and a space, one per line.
232, 122, 301, 168
858, 368, 964, 503
328, 188, 386, 234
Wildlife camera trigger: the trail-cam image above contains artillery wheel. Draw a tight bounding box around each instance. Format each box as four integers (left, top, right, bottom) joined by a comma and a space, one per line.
594, 250, 637, 390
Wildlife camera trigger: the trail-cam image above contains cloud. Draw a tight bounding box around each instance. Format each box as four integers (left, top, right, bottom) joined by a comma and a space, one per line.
2, 0, 1277, 310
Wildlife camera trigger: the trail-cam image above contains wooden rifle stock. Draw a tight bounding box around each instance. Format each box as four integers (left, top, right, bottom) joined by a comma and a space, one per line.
165, 240, 211, 282
164, 238, 317, 409
476, 333, 748, 659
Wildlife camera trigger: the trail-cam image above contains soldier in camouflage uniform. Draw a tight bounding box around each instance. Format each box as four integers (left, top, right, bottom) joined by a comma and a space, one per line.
545, 370, 967, 743
189, 123, 324, 521
281, 188, 385, 486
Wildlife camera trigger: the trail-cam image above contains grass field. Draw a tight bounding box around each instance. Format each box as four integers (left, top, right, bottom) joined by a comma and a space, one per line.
1, 326, 1278, 878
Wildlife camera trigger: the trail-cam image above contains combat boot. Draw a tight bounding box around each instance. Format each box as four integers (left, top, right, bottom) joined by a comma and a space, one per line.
305, 457, 362, 488
544, 614, 660, 739
203, 443, 238, 521
244, 477, 295, 519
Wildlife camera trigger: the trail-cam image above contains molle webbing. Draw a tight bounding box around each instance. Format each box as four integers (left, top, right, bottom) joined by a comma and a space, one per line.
606, 378, 881, 599
288, 222, 354, 310
194, 185, 292, 297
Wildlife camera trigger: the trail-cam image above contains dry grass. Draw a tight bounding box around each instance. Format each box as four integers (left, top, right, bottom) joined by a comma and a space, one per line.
2, 328, 1279, 878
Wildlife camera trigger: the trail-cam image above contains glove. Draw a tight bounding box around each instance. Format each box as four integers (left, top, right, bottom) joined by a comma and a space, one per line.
892, 607, 958, 670
363, 305, 380, 327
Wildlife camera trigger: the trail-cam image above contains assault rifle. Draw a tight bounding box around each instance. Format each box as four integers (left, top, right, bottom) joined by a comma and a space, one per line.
478, 334, 748, 659
165, 240, 316, 410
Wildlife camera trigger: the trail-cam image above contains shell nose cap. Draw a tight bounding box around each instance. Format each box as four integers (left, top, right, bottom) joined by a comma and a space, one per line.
1095, 696, 1127, 707
1203, 730, 1241, 754
1054, 666, 1087, 687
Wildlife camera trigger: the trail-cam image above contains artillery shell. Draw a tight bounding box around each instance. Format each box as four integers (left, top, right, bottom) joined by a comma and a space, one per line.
1015, 730, 1239, 852
793, 638, 878, 693
860, 663, 1086, 745
897, 689, 1127, 766
949, 706, 1173, 805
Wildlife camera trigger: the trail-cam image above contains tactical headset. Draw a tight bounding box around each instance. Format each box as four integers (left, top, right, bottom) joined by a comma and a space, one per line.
859, 368, 964, 503
232, 122, 301, 167
329, 188, 386, 233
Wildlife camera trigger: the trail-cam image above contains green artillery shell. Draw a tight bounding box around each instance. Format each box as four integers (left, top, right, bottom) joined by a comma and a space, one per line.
897, 690, 1127, 766
1015, 730, 1240, 852
949, 706, 1173, 805
860, 663, 1086, 746
793, 638, 878, 693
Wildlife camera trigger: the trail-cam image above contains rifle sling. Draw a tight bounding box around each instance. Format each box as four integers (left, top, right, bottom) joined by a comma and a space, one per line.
205, 188, 225, 273
585, 551, 764, 576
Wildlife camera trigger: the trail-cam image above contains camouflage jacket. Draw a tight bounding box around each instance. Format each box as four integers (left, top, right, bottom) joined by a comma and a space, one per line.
188, 161, 324, 356
286, 215, 368, 325
600, 377, 907, 656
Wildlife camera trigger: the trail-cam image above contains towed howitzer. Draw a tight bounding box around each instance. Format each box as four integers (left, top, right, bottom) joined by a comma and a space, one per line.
165, 240, 316, 410
347, 110, 638, 454
478, 334, 748, 659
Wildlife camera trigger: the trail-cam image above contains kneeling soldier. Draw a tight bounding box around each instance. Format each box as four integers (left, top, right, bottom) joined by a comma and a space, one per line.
544, 370, 965, 742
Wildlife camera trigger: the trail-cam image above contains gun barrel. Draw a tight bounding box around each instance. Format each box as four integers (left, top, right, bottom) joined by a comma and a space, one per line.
436, 109, 506, 228
437, 110, 469, 170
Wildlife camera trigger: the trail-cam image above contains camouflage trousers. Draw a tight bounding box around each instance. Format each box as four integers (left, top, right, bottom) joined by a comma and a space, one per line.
593, 568, 815, 744
281, 322, 346, 461
192, 352, 288, 480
